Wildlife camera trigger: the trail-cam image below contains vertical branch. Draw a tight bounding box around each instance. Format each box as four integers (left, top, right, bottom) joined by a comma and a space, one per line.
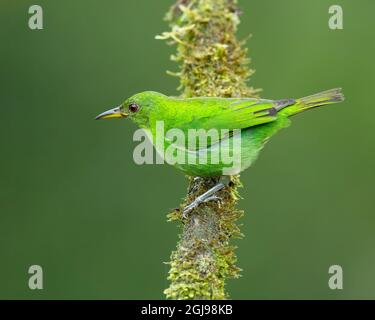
158, 0, 260, 299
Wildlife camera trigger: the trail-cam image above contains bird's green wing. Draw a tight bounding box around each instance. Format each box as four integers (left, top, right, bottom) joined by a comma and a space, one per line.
193, 98, 277, 128
165, 97, 295, 150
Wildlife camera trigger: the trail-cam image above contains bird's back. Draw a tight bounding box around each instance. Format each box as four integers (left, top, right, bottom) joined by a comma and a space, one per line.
159, 96, 280, 133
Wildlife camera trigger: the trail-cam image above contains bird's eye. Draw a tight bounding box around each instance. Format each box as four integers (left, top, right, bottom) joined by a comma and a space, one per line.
128, 103, 140, 113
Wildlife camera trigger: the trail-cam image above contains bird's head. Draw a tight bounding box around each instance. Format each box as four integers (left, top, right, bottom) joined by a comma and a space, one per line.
95, 91, 166, 128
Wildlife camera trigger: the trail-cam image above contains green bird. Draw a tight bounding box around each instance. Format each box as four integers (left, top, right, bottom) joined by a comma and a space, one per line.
96, 88, 344, 213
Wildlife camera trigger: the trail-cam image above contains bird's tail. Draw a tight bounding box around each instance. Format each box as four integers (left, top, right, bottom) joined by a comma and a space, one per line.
283, 88, 345, 117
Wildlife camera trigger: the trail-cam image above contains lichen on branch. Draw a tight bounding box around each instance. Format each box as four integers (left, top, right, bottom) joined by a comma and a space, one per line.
157, 0, 260, 300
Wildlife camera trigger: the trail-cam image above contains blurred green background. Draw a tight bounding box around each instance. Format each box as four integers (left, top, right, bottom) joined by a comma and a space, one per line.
1, 0, 374, 299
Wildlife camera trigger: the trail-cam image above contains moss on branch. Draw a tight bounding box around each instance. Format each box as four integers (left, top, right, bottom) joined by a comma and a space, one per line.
158, 0, 259, 299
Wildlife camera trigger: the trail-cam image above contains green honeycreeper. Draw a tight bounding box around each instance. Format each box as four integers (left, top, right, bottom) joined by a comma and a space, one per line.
96, 88, 344, 213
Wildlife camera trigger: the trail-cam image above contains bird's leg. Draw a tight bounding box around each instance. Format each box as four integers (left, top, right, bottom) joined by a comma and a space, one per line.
182, 176, 231, 218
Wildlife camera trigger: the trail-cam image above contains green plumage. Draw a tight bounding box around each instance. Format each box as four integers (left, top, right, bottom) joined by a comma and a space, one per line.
116, 88, 344, 177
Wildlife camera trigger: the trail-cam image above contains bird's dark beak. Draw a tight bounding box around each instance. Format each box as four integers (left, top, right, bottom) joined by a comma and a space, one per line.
95, 106, 128, 120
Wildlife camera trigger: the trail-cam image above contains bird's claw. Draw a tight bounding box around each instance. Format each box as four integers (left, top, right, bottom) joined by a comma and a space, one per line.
182, 204, 195, 219
182, 177, 230, 219
203, 195, 222, 204
182, 195, 223, 219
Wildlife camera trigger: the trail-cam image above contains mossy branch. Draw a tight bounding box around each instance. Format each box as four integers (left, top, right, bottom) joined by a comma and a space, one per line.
158, 0, 260, 300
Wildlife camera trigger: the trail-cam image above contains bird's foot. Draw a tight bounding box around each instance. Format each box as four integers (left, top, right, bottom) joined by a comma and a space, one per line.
182, 176, 231, 219
203, 195, 222, 204
182, 194, 223, 218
